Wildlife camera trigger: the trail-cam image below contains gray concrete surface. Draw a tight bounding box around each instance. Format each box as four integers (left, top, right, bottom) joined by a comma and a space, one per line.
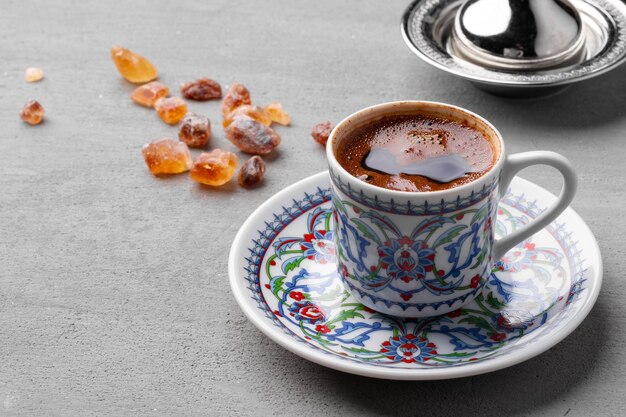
1, 0, 625, 416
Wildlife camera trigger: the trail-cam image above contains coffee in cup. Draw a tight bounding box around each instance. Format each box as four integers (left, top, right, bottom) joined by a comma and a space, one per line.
335, 113, 497, 192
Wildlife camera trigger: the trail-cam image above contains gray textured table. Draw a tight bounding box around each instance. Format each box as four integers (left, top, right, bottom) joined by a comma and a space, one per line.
2, 1, 625, 416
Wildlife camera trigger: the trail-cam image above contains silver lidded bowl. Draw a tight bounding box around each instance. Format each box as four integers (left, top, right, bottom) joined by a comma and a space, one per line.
453, 0, 586, 71
401, 0, 626, 97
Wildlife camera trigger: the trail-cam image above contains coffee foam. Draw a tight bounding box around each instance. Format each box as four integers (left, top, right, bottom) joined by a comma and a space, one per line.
334, 113, 497, 192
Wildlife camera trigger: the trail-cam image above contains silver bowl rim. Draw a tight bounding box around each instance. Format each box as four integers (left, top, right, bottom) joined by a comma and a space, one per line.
401, 0, 626, 88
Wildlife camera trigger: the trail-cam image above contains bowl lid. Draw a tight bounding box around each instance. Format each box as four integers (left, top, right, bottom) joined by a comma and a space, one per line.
453, 0, 585, 71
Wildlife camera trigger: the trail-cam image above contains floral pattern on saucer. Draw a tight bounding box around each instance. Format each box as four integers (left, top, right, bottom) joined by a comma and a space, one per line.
243, 187, 586, 368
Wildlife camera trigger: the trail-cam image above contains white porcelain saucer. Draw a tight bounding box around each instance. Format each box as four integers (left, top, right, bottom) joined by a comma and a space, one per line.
228, 172, 602, 380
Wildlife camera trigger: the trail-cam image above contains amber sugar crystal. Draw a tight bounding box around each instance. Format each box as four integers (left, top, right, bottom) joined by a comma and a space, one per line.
181, 78, 222, 101
24, 67, 44, 83
264, 102, 290, 126
142, 138, 192, 175
191, 149, 238, 186
223, 105, 271, 128
221, 83, 252, 117
110, 45, 158, 83
238, 156, 266, 187
311, 121, 334, 145
179, 113, 211, 148
225, 116, 281, 155
130, 81, 169, 107
154, 97, 187, 124
20, 100, 45, 125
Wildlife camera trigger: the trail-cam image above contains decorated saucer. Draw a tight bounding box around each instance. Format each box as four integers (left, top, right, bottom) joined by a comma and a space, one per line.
228, 172, 602, 380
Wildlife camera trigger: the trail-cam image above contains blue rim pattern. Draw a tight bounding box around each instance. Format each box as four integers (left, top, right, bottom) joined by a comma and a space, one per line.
329, 169, 499, 215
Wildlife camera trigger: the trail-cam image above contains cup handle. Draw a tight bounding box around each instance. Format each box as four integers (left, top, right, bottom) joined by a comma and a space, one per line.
493, 151, 578, 260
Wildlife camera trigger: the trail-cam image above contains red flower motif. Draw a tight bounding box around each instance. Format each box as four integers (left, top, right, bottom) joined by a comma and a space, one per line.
483, 217, 493, 233
269, 260, 276, 266
289, 291, 305, 301
340, 264, 349, 278
289, 301, 326, 324
524, 243, 535, 251
495, 310, 534, 331
273, 310, 281, 317
456, 213, 464, 220
380, 334, 438, 363
497, 209, 504, 215
300, 229, 335, 264
470, 274, 481, 288
490, 332, 507, 342
397, 236, 413, 246
400, 293, 413, 301
264, 284, 271, 289
315, 325, 331, 334
496, 315, 508, 329
447, 309, 462, 318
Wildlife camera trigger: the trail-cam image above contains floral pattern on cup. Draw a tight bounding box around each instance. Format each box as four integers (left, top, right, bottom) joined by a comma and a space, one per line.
332, 188, 498, 313
378, 237, 435, 283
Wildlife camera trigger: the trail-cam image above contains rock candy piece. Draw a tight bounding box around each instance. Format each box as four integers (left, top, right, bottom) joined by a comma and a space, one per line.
20, 100, 44, 125
110, 45, 158, 83
181, 78, 222, 101
142, 138, 192, 175
225, 116, 281, 155
221, 83, 251, 117
154, 97, 187, 124
190, 149, 238, 186
24, 67, 44, 83
130, 81, 169, 107
179, 113, 211, 148
264, 102, 290, 126
238, 156, 266, 187
223, 105, 271, 128
311, 121, 333, 145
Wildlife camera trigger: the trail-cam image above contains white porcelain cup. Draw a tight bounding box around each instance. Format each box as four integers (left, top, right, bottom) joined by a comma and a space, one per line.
326, 101, 577, 317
